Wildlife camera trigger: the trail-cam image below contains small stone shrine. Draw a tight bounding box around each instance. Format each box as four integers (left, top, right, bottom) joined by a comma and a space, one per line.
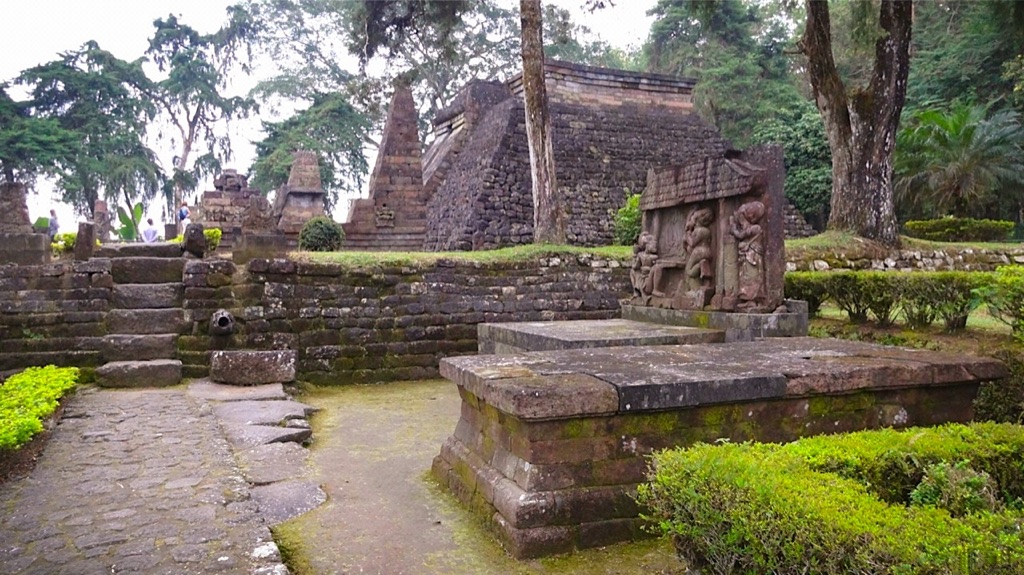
196, 169, 271, 250
629, 145, 785, 313
274, 151, 327, 238
0, 182, 49, 265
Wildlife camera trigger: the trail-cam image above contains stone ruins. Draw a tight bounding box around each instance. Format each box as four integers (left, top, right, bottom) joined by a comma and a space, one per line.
0, 182, 49, 265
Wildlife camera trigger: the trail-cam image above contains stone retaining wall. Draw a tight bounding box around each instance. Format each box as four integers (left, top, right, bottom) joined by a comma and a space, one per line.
175, 255, 631, 383
0, 260, 113, 373
786, 247, 1024, 272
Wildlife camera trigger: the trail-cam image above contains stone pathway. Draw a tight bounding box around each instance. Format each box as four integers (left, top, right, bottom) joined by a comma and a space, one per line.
0, 387, 288, 575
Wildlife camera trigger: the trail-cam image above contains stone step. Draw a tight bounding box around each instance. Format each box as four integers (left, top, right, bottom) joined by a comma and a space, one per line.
106, 309, 188, 335
96, 359, 182, 388
101, 334, 178, 361
97, 243, 182, 259
210, 350, 297, 386
111, 257, 184, 284
111, 283, 183, 309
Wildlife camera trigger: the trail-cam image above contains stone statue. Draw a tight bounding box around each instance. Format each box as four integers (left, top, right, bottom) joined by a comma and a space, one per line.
684, 207, 714, 290
630, 231, 659, 297
730, 200, 765, 305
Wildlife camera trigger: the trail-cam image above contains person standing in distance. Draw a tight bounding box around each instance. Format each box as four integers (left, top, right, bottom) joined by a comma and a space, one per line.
47, 209, 59, 242
178, 202, 191, 235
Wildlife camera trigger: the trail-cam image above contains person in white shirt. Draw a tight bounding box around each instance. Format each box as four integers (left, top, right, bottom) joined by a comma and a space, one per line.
141, 218, 160, 243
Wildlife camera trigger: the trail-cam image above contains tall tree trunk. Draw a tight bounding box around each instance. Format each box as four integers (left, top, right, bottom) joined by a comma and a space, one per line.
520, 0, 565, 244
801, 0, 913, 247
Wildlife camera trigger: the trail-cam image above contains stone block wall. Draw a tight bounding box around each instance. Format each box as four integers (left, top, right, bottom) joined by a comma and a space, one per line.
0, 260, 113, 373
175, 255, 631, 382
786, 247, 1024, 272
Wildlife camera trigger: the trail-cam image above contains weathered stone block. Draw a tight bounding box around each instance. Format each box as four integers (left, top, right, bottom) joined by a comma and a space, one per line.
96, 359, 182, 388
74, 222, 95, 261
112, 283, 183, 309
110, 257, 184, 284
106, 309, 187, 335
210, 350, 297, 385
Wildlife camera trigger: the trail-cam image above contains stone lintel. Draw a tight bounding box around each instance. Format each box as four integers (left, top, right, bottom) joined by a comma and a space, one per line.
444, 337, 1005, 420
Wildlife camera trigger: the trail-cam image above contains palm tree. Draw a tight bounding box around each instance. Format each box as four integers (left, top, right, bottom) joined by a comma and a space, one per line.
895, 102, 1024, 218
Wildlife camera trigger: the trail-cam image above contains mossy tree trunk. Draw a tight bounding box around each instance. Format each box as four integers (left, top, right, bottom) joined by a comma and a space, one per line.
801, 0, 913, 248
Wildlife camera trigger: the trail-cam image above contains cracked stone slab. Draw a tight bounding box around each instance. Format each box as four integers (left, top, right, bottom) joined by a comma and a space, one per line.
222, 422, 312, 449
188, 380, 288, 402
250, 480, 326, 526
212, 400, 318, 426
235, 443, 311, 486
210, 350, 297, 385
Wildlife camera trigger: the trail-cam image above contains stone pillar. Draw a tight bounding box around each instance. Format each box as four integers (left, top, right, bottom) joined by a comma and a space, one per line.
74, 222, 95, 261
0, 182, 32, 234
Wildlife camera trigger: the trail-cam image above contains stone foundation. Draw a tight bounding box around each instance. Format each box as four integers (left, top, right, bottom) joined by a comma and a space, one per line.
622, 301, 808, 342
432, 338, 1005, 558
478, 318, 723, 354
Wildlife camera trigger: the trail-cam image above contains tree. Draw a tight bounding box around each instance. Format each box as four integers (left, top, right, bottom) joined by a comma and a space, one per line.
249, 92, 371, 211
646, 0, 804, 146
17, 42, 161, 218
146, 11, 257, 212
520, 0, 564, 243
799, 0, 913, 247
0, 85, 74, 186
751, 101, 833, 227
895, 102, 1024, 219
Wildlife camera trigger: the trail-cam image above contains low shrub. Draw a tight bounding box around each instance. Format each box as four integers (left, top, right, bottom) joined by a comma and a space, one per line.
975, 349, 1024, 424
613, 193, 642, 246
299, 216, 345, 252
976, 266, 1024, 340
783, 272, 828, 316
0, 365, 78, 451
904, 217, 1015, 242
789, 270, 989, 331
639, 423, 1024, 575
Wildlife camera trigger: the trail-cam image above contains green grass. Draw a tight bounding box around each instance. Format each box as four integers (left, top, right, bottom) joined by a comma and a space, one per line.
292, 243, 632, 268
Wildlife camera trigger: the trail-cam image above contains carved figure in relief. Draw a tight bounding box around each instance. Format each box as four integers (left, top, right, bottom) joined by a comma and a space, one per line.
683, 207, 714, 290
730, 200, 765, 304
631, 231, 659, 297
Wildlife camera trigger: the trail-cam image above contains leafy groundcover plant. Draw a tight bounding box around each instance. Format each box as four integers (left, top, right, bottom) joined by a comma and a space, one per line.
0, 366, 79, 451
638, 423, 1024, 575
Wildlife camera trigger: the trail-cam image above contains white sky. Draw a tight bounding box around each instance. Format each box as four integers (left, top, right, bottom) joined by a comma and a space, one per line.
0, 0, 657, 231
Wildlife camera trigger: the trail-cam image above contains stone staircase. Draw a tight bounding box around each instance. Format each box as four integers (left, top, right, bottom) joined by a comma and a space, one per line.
96, 246, 187, 387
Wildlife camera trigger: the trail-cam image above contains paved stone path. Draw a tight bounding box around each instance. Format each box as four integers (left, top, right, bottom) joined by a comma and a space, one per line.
0, 387, 287, 575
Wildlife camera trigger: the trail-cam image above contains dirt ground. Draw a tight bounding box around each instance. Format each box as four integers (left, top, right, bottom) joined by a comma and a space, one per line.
275, 379, 686, 575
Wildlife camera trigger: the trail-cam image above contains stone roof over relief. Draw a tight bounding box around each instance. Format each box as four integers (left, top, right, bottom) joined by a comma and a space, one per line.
640, 155, 766, 211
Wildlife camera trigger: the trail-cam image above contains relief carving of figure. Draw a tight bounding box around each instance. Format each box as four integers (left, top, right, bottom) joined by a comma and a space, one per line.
730, 200, 765, 304
684, 208, 714, 290
630, 231, 659, 297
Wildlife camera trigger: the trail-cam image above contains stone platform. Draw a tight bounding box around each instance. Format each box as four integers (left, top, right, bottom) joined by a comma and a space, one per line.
431, 337, 1005, 558
478, 318, 724, 354
622, 302, 808, 342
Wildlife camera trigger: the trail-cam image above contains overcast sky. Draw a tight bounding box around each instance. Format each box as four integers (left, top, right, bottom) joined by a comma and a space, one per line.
2, 0, 657, 229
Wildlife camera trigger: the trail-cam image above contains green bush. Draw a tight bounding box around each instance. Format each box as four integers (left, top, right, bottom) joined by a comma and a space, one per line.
975, 349, 1024, 424
0, 365, 79, 451
639, 423, 1024, 575
821, 272, 871, 323
788, 270, 989, 331
613, 193, 641, 246
783, 271, 828, 316
910, 460, 1001, 517
976, 266, 1024, 340
50, 232, 78, 256
904, 217, 1015, 242
299, 216, 344, 252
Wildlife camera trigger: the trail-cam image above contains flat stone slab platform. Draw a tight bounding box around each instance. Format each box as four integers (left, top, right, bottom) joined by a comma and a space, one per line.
478, 318, 724, 354
433, 337, 1005, 558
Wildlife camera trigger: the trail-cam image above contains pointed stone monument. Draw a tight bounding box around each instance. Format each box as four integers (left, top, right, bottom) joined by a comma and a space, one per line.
0, 182, 49, 265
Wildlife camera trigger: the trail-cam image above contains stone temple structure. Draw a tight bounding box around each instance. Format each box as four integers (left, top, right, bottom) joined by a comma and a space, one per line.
0, 182, 49, 265
343, 60, 731, 251
274, 151, 327, 238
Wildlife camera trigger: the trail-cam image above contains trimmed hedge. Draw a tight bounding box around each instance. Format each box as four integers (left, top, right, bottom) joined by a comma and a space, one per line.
786, 270, 989, 331
299, 216, 345, 252
639, 423, 1024, 575
0, 366, 78, 451
904, 217, 1015, 242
